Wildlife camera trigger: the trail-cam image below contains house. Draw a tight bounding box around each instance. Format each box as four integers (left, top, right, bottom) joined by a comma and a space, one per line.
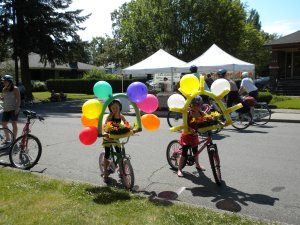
265, 30, 300, 95
0, 52, 104, 81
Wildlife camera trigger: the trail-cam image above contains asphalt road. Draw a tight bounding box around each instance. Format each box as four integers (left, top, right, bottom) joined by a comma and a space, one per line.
1, 101, 299, 225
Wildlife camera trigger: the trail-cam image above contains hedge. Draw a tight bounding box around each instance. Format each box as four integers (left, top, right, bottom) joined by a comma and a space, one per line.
46, 78, 148, 94
258, 91, 273, 104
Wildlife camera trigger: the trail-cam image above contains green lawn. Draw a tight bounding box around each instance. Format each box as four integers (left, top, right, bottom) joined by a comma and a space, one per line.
33, 92, 95, 101
270, 95, 300, 109
0, 168, 272, 225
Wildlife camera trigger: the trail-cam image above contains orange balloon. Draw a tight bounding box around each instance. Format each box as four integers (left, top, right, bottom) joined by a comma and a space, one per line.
81, 115, 99, 127
141, 114, 160, 131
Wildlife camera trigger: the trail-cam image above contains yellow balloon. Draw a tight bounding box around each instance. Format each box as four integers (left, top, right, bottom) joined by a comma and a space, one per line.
82, 99, 102, 119
180, 74, 200, 95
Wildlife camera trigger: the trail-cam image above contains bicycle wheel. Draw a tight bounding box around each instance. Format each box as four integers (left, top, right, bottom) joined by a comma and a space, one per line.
231, 111, 252, 130
207, 144, 222, 186
166, 140, 187, 170
167, 111, 182, 128
9, 134, 42, 170
0, 128, 14, 150
120, 157, 135, 190
253, 103, 271, 126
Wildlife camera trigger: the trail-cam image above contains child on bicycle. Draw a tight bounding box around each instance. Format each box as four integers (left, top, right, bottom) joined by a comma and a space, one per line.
102, 99, 129, 182
177, 96, 206, 177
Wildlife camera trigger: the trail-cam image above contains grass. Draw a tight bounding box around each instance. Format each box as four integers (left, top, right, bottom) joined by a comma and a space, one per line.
33, 92, 95, 101
270, 95, 300, 109
0, 168, 272, 225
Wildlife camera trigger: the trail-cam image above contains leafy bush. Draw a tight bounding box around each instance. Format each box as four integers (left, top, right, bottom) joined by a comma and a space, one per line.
82, 68, 121, 80
46, 78, 148, 94
258, 91, 273, 103
31, 80, 47, 92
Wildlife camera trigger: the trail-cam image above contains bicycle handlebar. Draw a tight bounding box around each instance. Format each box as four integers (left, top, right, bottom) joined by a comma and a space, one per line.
23, 110, 45, 121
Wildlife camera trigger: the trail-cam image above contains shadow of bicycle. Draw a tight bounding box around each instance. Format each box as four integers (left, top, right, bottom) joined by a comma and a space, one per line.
183, 171, 279, 212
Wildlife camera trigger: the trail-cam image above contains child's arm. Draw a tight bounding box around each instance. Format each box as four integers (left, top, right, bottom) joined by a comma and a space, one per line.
120, 114, 128, 124
104, 114, 112, 124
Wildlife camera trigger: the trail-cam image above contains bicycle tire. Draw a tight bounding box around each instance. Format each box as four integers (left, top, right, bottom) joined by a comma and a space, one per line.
231, 111, 252, 130
0, 128, 14, 150
9, 134, 42, 170
253, 103, 271, 126
120, 157, 135, 190
166, 140, 187, 170
167, 111, 182, 128
207, 144, 222, 186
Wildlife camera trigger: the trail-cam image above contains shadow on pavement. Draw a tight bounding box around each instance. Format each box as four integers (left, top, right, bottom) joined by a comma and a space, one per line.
183, 171, 279, 212
0, 147, 11, 166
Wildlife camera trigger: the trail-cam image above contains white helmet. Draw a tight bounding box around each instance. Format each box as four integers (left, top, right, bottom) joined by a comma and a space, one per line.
242, 72, 249, 78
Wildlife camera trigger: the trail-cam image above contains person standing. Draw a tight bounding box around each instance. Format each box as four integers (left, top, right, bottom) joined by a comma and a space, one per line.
1, 75, 21, 142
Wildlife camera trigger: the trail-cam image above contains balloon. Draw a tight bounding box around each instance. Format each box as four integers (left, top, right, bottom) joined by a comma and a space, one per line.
93, 81, 113, 100
82, 99, 102, 119
210, 78, 230, 96
141, 114, 160, 131
127, 82, 148, 103
167, 94, 186, 108
81, 115, 99, 127
137, 94, 159, 113
79, 126, 98, 145
180, 74, 200, 95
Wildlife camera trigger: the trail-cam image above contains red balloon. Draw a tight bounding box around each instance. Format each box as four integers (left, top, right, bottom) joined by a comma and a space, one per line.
79, 126, 98, 145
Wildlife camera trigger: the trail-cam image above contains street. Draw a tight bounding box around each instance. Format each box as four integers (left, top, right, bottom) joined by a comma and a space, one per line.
1, 101, 300, 225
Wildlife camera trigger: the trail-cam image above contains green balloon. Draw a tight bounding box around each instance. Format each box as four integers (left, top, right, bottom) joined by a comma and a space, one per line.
93, 81, 113, 100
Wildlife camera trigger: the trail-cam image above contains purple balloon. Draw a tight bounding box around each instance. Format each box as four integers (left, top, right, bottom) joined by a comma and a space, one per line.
127, 82, 148, 103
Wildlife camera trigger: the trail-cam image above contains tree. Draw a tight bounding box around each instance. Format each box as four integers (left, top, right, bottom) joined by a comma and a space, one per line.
246, 9, 261, 31
111, 0, 246, 65
0, 0, 89, 99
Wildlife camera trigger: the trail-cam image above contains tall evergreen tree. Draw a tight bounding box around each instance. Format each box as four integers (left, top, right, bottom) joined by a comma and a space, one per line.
0, 0, 89, 98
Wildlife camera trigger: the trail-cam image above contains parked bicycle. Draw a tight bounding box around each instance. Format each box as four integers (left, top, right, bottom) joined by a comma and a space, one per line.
166, 131, 222, 185
9, 110, 44, 170
99, 135, 135, 190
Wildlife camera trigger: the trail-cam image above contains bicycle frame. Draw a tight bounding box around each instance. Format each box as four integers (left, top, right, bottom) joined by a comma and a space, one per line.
19, 117, 32, 151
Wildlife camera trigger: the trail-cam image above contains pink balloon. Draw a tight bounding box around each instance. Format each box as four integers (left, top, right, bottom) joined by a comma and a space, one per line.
137, 94, 159, 113
79, 126, 98, 145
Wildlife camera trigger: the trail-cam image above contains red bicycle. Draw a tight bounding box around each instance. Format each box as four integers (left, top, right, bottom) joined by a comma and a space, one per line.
166, 131, 222, 185
9, 110, 44, 170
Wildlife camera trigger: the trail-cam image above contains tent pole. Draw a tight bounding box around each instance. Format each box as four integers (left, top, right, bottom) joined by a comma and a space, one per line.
171, 67, 174, 92
121, 74, 124, 93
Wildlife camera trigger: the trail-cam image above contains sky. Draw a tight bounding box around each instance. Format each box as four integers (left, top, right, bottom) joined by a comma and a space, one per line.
70, 0, 300, 41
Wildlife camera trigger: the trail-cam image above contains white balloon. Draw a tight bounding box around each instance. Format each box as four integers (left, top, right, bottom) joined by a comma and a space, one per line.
167, 94, 186, 108
210, 78, 230, 96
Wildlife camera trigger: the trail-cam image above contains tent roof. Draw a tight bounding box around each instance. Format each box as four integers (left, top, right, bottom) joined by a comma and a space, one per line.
176, 44, 254, 73
122, 49, 186, 75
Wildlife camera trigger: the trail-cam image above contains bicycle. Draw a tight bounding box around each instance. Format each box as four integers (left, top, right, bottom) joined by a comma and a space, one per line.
9, 110, 45, 170
99, 134, 135, 190
252, 102, 271, 126
166, 131, 222, 186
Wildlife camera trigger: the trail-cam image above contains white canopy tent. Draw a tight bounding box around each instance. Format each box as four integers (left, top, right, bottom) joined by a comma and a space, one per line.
175, 44, 255, 73
122, 49, 186, 75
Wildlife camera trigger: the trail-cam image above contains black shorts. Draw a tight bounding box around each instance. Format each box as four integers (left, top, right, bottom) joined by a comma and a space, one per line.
2, 110, 19, 122
249, 90, 258, 100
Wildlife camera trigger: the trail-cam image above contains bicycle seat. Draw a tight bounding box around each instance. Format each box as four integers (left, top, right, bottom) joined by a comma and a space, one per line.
23, 110, 37, 118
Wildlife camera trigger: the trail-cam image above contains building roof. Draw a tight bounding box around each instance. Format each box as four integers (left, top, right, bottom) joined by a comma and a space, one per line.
265, 30, 300, 46
0, 52, 103, 70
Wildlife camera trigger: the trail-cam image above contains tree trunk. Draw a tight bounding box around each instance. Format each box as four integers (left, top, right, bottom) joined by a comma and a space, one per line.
19, 51, 33, 100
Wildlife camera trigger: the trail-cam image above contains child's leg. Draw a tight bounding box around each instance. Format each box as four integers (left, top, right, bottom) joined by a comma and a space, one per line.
192, 146, 205, 171
103, 147, 111, 180
177, 145, 188, 177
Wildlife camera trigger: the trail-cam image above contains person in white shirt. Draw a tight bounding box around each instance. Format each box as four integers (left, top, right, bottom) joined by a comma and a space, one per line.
239, 72, 258, 100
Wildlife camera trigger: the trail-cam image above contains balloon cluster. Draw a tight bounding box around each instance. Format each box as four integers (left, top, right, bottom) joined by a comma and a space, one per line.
167, 74, 243, 133
79, 81, 160, 145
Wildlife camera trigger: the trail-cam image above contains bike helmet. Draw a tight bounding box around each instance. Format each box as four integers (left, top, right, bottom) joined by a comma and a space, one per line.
217, 69, 227, 77
108, 99, 122, 112
189, 65, 198, 73
1, 74, 13, 82
190, 96, 203, 105
241, 71, 249, 78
